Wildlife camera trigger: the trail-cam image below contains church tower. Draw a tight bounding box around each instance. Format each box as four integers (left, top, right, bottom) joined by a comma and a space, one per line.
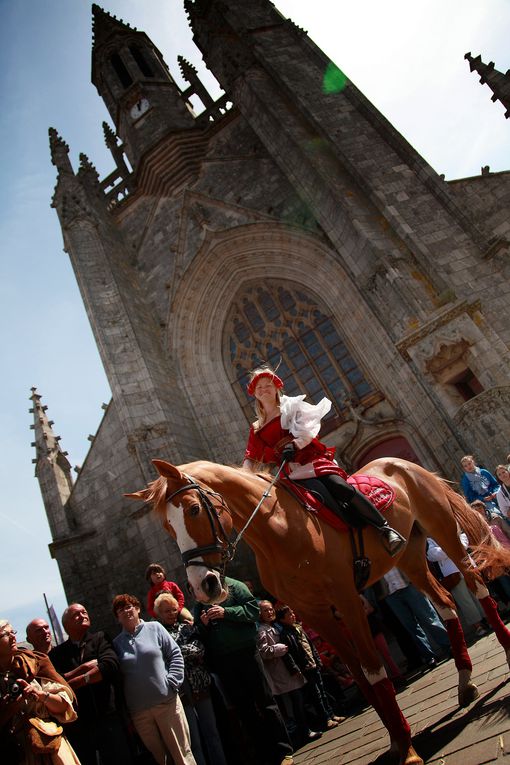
41, 0, 510, 630
91, 4, 196, 165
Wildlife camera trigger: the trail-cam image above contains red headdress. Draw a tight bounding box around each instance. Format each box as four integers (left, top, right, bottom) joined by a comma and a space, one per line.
247, 371, 284, 396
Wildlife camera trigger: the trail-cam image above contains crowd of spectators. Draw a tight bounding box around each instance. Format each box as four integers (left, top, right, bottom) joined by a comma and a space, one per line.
3, 451, 510, 764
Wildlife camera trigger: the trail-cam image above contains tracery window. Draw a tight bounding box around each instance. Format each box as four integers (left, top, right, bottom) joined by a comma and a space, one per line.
225, 281, 378, 432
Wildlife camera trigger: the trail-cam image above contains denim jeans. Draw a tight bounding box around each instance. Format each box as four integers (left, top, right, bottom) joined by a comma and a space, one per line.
385, 583, 450, 660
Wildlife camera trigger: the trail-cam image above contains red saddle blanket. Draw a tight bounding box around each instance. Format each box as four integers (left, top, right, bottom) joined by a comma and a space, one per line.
280, 474, 395, 533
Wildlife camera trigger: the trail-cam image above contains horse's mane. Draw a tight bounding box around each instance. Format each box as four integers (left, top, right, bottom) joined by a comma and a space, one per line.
444, 481, 510, 579
136, 475, 169, 520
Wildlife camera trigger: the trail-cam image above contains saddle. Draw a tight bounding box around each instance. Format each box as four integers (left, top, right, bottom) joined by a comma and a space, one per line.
279, 473, 395, 533
278, 474, 396, 591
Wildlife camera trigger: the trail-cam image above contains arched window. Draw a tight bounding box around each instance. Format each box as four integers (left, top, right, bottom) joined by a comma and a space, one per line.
225, 281, 378, 433
129, 45, 155, 78
110, 53, 133, 88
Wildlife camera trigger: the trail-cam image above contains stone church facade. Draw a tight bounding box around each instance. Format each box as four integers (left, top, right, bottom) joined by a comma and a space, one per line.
31, 0, 510, 631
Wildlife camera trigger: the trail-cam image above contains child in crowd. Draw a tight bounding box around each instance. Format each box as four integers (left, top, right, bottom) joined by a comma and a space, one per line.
145, 563, 192, 621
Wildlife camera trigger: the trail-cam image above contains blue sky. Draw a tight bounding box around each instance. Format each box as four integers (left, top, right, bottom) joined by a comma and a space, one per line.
1, 0, 509, 641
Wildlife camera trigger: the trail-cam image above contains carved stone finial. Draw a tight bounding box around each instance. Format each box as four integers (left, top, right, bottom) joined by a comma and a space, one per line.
178, 55, 198, 83
102, 121, 117, 149
49, 127, 73, 174
465, 51, 510, 118
78, 153, 101, 190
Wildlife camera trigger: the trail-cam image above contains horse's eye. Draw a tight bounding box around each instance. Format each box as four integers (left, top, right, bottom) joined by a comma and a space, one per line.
189, 503, 200, 517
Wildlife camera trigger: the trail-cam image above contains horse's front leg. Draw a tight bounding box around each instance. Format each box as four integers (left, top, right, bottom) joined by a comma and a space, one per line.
299, 598, 423, 765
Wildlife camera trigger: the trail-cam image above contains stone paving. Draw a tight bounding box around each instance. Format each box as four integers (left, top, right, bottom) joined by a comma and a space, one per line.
293, 632, 510, 764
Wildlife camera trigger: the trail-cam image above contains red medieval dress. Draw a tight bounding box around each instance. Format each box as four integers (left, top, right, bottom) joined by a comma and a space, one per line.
244, 395, 347, 481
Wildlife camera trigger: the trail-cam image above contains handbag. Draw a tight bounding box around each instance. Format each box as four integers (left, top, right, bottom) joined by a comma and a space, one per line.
27, 717, 63, 754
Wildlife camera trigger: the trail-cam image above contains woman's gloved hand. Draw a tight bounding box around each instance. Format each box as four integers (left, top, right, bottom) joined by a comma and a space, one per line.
281, 442, 296, 462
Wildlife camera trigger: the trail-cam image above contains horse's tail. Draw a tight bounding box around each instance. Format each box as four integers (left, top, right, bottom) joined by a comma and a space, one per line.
444, 482, 510, 579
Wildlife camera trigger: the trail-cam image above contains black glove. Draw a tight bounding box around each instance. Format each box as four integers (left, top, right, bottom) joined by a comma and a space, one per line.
281, 442, 296, 462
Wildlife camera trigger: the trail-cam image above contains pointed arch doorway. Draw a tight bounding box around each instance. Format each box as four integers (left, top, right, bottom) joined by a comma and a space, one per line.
355, 436, 421, 470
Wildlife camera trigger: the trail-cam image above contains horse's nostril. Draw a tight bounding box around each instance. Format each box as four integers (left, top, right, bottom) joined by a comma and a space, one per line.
203, 573, 220, 597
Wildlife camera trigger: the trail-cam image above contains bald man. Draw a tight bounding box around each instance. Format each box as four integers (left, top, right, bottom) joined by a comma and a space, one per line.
26, 618, 52, 654
50, 603, 132, 765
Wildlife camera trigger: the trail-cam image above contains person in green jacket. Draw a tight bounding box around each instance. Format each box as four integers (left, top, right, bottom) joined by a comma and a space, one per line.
195, 577, 294, 765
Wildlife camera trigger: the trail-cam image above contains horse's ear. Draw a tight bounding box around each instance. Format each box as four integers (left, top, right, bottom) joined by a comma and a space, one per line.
152, 459, 183, 481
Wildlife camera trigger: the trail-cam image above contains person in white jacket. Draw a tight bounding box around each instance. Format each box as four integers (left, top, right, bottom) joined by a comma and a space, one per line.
426, 537, 488, 638
495, 465, 510, 519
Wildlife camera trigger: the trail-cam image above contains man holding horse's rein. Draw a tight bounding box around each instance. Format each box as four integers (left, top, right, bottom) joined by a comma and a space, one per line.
242, 365, 405, 556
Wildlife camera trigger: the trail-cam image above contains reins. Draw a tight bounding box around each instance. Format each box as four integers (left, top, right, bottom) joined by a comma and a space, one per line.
229, 460, 287, 555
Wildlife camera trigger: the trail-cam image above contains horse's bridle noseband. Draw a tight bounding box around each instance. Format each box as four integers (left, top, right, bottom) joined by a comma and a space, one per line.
167, 464, 285, 576
166, 477, 234, 574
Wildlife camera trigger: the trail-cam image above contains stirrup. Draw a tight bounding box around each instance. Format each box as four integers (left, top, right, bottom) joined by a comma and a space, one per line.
380, 527, 406, 556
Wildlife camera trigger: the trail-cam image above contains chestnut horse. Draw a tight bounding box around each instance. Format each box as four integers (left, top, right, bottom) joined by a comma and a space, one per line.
127, 457, 510, 765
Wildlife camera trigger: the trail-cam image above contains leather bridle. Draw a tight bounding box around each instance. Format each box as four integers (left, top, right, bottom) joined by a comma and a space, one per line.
167, 464, 285, 576
166, 476, 234, 575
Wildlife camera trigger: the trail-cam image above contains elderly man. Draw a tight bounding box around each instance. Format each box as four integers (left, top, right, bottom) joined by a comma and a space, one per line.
26, 618, 52, 653
49, 603, 132, 765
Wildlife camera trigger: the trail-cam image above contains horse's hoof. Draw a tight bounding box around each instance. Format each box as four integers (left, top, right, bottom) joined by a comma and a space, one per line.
458, 681, 479, 708
402, 747, 424, 765
390, 741, 423, 765
402, 746, 424, 765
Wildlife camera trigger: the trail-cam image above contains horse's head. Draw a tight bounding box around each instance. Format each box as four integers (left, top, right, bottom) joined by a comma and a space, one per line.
125, 459, 232, 604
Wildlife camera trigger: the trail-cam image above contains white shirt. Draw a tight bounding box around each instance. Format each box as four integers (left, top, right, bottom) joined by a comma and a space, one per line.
496, 485, 510, 518
383, 568, 408, 595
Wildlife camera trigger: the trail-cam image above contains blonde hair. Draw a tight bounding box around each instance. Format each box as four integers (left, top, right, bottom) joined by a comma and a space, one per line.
248, 365, 282, 430
154, 593, 193, 624
154, 593, 180, 616
461, 454, 475, 465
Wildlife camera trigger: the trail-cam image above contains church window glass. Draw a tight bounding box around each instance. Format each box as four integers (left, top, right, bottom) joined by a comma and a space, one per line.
225, 281, 378, 432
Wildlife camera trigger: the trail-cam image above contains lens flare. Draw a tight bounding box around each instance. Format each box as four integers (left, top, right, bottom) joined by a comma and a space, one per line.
323, 62, 347, 94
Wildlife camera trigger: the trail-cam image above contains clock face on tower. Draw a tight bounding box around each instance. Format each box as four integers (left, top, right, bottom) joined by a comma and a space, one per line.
130, 97, 150, 120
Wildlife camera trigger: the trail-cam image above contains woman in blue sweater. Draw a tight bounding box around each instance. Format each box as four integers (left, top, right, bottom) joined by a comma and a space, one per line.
112, 593, 196, 765
460, 455, 499, 510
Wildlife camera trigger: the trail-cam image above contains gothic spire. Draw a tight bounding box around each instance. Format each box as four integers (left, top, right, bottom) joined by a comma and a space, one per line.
92, 4, 136, 50
465, 52, 510, 118
49, 127, 73, 174
102, 120, 117, 150
78, 153, 100, 193
29, 388, 73, 539
178, 55, 198, 82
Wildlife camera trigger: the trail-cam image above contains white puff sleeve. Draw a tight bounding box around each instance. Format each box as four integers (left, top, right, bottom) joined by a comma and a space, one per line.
280, 394, 331, 449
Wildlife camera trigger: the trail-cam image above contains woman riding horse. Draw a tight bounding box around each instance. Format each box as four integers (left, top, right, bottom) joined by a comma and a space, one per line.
242, 365, 405, 556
